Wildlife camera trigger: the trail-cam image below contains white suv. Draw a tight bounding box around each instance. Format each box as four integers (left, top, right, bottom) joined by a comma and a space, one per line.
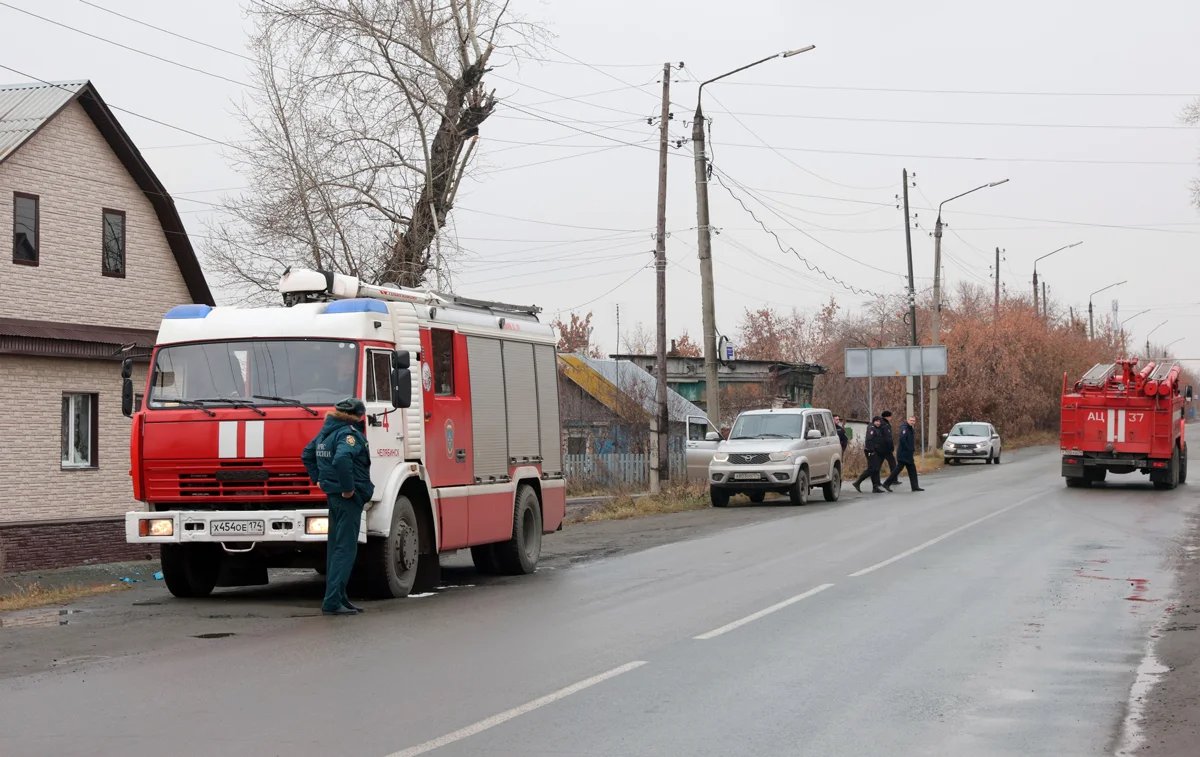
708, 408, 843, 507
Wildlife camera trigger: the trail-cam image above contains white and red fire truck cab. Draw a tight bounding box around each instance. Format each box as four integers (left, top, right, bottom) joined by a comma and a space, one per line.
125, 268, 565, 599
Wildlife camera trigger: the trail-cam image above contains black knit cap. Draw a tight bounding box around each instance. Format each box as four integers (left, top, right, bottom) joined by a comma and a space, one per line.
881, 410, 893, 418
335, 397, 366, 417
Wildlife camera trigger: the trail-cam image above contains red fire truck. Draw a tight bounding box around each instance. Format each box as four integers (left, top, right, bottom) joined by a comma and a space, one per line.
123, 268, 565, 599
1060, 358, 1192, 489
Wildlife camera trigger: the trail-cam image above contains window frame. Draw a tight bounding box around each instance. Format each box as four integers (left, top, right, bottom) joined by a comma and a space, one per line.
431, 329, 455, 396
101, 208, 126, 278
364, 349, 392, 404
61, 392, 99, 470
13, 191, 39, 266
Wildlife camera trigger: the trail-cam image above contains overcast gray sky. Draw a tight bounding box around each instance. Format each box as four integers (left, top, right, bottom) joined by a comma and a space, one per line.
4, 0, 1199, 360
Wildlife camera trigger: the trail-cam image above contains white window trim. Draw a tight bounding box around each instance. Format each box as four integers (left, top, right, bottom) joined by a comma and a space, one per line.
62, 393, 95, 469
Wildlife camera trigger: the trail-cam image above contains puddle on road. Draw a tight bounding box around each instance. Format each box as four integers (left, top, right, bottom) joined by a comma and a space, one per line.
193, 632, 236, 639
0, 608, 86, 629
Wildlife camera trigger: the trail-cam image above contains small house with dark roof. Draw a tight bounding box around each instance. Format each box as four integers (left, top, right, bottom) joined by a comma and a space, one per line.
0, 80, 213, 573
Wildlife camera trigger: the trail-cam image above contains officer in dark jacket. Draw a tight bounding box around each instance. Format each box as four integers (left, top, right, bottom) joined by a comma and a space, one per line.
833, 414, 849, 454
302, 398, 375, 616
878, 410, 899, 483
883, 415, 925, 492
852, 416, 886, 494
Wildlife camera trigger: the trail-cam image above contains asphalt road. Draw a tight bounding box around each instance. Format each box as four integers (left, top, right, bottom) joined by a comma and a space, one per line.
2, 446, 1196, 756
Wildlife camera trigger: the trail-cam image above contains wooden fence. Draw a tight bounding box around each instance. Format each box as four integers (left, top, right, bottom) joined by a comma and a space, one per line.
564, 452, 687, 489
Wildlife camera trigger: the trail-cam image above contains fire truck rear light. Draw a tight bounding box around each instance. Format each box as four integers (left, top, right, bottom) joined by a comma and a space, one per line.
1151, 461, 1168, 469
305, 516, 329, 535
1064, 457, 1081, 465
140, 518, 174, 537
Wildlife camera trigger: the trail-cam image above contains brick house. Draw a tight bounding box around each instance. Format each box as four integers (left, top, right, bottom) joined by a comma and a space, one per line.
0, 81, 213, 573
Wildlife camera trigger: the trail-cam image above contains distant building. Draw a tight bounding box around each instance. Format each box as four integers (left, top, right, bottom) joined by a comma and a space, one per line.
0, 80, 213, 573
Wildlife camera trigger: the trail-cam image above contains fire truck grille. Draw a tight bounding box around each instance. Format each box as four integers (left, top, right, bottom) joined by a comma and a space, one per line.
730, 453, 771, 465
176, 470, 315, 497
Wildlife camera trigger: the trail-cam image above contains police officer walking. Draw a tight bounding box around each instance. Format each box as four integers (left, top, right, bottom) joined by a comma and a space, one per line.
852, 416, 887, 494
878, 410, 899, 483
883, 415, 926, 492
302, 397, 374, 616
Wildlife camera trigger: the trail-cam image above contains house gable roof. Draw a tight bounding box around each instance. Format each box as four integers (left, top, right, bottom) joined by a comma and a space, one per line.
558, 354, 710, 424
0, 80, 213, 305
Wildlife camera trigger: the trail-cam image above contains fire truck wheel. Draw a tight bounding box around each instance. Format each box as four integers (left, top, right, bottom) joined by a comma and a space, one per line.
1154, 447, 1181, 490
160, 544, 220, 598
1065, 477, 1089, 488
471, 545, 501, 575
494, 485, 543, 575
363, 495, 422, 598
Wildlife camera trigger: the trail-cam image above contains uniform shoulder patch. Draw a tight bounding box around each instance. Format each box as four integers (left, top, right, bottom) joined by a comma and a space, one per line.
345, 435, 356, 446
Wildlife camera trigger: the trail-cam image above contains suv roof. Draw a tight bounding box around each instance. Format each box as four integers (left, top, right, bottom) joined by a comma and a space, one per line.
737, 408, 825, 417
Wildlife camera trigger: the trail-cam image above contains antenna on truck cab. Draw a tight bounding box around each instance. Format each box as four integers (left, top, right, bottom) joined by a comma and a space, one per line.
278, 267, 542, 319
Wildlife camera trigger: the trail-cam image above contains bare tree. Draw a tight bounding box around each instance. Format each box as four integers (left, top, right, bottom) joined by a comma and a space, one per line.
206, 0, 537, 301
1186, 98, 1200, 211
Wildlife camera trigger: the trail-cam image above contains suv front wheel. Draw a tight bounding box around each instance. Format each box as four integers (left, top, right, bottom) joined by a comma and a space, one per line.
788, 469, 809, 506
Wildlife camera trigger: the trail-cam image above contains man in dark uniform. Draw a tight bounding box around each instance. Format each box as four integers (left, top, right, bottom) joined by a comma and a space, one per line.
833, 414, 849, 454
302, 397, 374, 616
883, 415, 925, 492
852, 416, 887, 494
878, 410, 899, 483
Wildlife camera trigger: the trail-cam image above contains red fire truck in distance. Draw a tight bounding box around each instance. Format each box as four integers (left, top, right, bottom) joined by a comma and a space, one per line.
1060, 358, 1192, 489
123, 268, 565, 599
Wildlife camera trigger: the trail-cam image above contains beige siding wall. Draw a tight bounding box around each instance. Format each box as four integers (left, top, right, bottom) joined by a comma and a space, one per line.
0, 356, 146, 523
0, 100, 192, 330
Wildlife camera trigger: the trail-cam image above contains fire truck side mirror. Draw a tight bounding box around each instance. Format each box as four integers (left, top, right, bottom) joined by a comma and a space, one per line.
120, 358, 135, 418
391, 350, 412, 409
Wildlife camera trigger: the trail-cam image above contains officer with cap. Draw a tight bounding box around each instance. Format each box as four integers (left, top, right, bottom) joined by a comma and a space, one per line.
302, 397, 374, 615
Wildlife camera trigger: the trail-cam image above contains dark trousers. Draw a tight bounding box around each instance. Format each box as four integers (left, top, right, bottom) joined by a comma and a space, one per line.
884, 459, 920, 490
322, 494, 364, 612
879, 451, 898, 480
854, 453, 883, 489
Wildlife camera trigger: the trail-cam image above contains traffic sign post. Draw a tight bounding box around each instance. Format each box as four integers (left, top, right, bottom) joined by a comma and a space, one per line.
844, 346, 948, 454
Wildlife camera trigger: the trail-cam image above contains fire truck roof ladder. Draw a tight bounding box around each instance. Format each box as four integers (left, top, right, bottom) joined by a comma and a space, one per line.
278, 267, 542, 319
1150, 362, 1175, 382
1079, 363, 1117, 388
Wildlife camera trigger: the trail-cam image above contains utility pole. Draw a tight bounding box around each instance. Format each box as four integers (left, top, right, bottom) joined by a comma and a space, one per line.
692, 93, 721, 429
994, 247, 1000, 319
902, 169, 917, 423
929, 215, 944, 452
1042, 281, 1048, 319
1033, 269, 1039, 315
651, 63, 671, 494
1088, 300, 1094, 339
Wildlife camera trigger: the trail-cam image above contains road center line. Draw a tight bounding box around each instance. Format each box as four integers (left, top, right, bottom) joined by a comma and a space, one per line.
848, 491, 1044, 578
694, 583, 835, 640
386, 660, 648, 757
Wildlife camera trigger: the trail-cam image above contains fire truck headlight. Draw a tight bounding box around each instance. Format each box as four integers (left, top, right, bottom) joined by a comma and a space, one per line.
305, 516, 329, 535
140, 518, 173, 537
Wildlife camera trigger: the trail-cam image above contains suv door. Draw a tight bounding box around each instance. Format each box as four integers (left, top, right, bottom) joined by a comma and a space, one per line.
820, 411, 841, 475
686, 416, 720, 484
800, 412, 828, 481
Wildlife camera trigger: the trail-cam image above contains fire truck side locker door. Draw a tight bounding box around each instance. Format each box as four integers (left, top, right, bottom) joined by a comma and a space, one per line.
422, 328, 473, 550
466, 336, 517, 545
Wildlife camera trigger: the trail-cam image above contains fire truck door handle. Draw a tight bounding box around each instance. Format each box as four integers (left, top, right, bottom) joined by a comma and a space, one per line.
455, 449, 466, 463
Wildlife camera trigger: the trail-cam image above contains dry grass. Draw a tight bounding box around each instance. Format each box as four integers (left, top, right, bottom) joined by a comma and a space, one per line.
0, 582, 129, 613
569, 483, 709, 523
1005, 430, 1059, 449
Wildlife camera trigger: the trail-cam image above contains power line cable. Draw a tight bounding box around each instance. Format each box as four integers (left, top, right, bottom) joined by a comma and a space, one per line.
697, 81, 1200, 97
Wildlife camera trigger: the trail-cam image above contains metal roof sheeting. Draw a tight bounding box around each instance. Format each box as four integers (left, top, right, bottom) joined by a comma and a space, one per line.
559, 354, 710, 424
0, 80, 88, 162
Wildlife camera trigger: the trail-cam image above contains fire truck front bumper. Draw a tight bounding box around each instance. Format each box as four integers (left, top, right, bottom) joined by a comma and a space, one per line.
125, 509, 363, 544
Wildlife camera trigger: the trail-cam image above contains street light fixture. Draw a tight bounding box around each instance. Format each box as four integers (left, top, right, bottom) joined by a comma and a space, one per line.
1032, 241, 1083, 316
1088, 281, 1127, 339
1120, 309, 1151, 328
1145, 319, 1169, 356
1161, 337, 1185, 356
692, 45, 815, 427
927, 178, 1009, 451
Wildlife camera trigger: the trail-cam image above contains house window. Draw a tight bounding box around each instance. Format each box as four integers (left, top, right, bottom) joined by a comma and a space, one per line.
567, 437, 586, 455
13, 192, 39, 265
431, 330, 454, 396
365, 350, 392, 403
102, 209, 126, 277
61, 393, 98, 469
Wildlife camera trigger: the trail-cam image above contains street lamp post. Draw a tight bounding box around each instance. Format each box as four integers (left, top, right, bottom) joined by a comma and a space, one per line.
1160, 337, 1184, 357
928, 178, 1009, 451
692, 45, 815, 429
1032, 241, 1083, 316
1088, 281, 1127, 339
1145, 320, 1168, 357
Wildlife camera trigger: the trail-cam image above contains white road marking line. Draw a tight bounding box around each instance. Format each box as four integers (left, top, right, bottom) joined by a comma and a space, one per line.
386, 661, 648, 757
848, 491, 1044, 578
694, 584, 835, 640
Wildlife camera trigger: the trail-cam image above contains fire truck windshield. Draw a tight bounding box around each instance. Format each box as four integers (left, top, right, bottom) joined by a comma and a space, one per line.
148, 340, 359, 409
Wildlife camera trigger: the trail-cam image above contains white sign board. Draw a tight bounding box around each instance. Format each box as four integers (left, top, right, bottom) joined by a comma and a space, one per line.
844, 346, 948, 378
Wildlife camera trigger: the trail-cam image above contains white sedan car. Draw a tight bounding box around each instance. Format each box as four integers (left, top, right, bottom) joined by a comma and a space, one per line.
942, 421, 1002, 464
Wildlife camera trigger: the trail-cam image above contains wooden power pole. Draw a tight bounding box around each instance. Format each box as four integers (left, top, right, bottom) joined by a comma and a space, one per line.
651, 63, 671, 494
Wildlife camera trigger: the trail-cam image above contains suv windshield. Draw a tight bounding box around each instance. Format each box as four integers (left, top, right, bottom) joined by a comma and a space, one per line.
148, 340, 358, 408
730, 414, 805, 439
950, 423, 990, 437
